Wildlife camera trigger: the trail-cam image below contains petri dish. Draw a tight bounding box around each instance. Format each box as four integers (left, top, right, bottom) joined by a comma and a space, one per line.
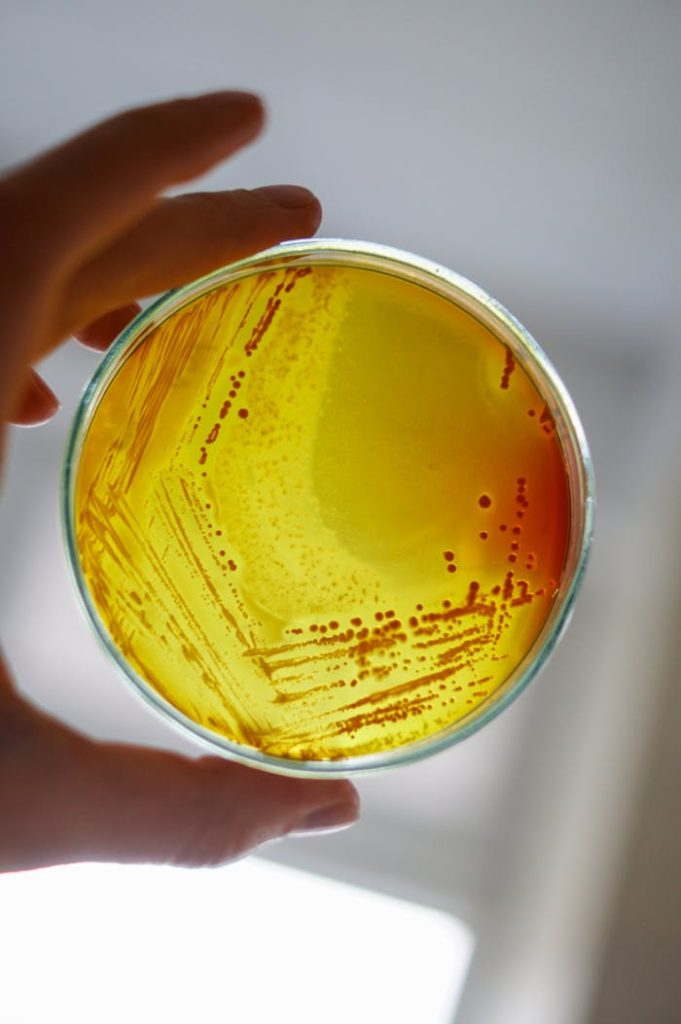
63, 239, 594, 777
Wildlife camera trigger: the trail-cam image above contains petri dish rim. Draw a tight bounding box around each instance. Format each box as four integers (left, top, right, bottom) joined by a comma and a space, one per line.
62, 238, 595, 778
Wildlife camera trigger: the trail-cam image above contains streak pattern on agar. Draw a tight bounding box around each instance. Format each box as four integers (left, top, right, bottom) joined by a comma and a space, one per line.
75, 263, 570, 762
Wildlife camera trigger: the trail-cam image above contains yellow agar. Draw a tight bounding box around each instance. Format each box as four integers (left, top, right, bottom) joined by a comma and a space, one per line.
75, 262, 570, 763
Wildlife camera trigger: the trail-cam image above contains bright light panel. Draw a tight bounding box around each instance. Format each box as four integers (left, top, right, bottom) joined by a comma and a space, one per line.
0, 858, 473, 1023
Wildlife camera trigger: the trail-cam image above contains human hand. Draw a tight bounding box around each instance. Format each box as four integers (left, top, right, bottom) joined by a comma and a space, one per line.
0, 92, 359, 873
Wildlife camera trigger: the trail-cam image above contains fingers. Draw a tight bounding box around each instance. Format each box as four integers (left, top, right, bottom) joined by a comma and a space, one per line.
80, 746, 360, 868
59, 186, 322, 336
74, 303, 143, 351
7, 368, 60, 426
6, 305, 143, 426
0, 694, 359, 872
0, 92, 266, 421
1, 92, 265, 276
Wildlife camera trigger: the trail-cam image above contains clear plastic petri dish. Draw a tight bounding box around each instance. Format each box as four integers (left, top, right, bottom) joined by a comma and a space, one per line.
63, 239, 594, 777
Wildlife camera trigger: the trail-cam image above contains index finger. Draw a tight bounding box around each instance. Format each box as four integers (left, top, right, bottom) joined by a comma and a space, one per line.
0, 91, 265, 275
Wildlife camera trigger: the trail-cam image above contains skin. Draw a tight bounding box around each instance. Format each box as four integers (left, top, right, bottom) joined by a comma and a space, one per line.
0, 91, 359, 874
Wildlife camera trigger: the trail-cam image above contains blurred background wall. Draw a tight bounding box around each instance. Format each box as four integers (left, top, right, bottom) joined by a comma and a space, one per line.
1, 2, 680, 1021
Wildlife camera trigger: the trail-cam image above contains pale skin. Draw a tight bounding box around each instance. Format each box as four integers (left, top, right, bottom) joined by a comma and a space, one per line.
0, 91, 359, 874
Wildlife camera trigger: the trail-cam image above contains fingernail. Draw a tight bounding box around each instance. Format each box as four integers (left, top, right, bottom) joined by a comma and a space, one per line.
291, 802, 359, 836
253, 184, 319, 209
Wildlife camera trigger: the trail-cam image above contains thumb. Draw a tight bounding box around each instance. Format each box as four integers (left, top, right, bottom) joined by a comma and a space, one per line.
79, 742, 360, 867
1, 704, 359, 872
